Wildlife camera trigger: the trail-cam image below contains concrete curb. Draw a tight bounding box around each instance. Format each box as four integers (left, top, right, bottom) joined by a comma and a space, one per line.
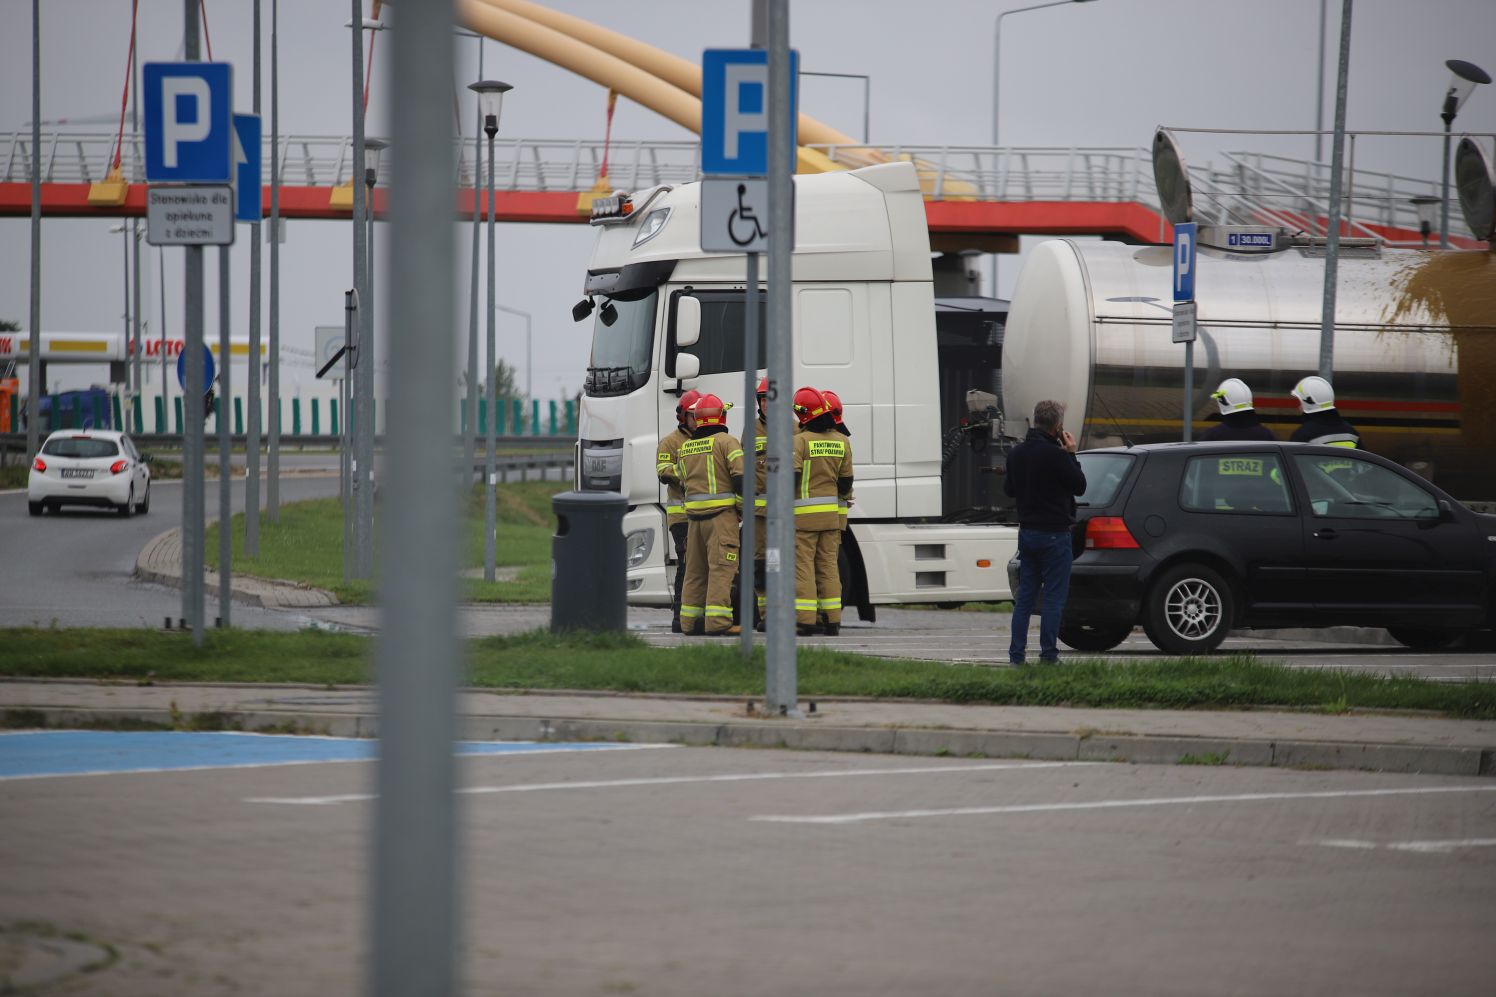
134, 527, 338, 610
8, 704, 1491, 778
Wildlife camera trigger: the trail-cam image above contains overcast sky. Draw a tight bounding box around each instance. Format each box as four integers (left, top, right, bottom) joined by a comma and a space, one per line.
3, 0, 1494, 402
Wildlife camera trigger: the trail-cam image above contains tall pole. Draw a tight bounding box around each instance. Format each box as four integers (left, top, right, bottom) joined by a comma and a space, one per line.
989, 1, 1076, 301
246, 0, 263, 556
351, 0, 372, 580
464, 40, 483, 487
159, 248, 168, 432
739, 251, 759, 658
1439, 120, 1453, 250
765, 0, 798, 716
1314, 0, 1327, 163
183, 0, 206, 645
268, 0, 281, 521
373, 0, 461, 989
1318, 0, 1353, 380
26, 0, 40, 465
218, 247, 232, 626
133, 48, 142, 429
119, 229, 130, 423
483, 129, 497, 584
132, 228, 142, 430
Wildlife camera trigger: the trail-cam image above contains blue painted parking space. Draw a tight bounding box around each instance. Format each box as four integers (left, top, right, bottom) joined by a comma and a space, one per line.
0, 730, 662, 780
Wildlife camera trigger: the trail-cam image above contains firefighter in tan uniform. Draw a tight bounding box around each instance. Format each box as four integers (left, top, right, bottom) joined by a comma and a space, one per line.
750, 377, 769, 627
819, 388, 853, 628
677, 394, 745, 636
656, 390, 701, 633
791, 387, 854, 636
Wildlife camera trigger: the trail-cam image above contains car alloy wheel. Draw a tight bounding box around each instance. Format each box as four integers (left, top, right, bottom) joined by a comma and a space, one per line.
1142, 563, 1234, 655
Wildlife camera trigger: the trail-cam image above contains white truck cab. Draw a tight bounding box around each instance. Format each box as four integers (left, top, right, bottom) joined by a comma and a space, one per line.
573, 162, 1018, 615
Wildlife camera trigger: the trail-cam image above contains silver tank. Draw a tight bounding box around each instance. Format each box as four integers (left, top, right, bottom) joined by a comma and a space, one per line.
1001, 239, 1496, 498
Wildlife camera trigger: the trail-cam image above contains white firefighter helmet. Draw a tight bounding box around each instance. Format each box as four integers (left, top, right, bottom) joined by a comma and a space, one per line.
1210, 378, 1255, 415
1291, 375, 1336, 414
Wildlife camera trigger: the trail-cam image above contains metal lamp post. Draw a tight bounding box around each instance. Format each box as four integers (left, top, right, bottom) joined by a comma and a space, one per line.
1410, 195, 1440, 247
800, 71, 870, 144
363, 136, 388, 398
469, 79, 512, 585
494, 305, 532, 406
989, 0, 1100, 297
1439, 59, 1491, 249
108, 222, 142, 429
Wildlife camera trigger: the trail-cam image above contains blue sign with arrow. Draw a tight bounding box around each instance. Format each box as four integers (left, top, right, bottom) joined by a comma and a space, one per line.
233, 114, 262, 223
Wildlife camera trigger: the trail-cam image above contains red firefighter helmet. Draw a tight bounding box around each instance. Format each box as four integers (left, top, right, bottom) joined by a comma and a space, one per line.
676, 389, 702, 421
821, 388, 845, 426
792, 386, 831, 426
756, 377, 769, 397
691, 393, 730, 427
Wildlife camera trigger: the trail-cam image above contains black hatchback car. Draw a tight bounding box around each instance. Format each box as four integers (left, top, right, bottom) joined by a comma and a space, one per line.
1040, 442, 1496, 655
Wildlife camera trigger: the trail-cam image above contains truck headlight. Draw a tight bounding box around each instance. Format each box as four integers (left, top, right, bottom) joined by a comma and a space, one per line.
625, 528, 654, 568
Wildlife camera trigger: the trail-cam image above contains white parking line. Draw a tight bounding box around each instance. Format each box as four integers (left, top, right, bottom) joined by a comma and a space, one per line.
244, 760, 1089, 806
750, 784, 1496, 825
1312, 837, 1496, 854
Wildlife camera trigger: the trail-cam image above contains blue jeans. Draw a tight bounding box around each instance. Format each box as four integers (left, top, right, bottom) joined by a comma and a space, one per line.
1009, 528, 1074, 663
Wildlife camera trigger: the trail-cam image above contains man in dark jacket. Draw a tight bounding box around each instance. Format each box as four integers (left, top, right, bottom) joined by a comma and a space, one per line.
1004, 400, 1087, 664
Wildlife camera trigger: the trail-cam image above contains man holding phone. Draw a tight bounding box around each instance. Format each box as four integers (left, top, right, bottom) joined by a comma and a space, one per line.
1003, 400, 1087, 664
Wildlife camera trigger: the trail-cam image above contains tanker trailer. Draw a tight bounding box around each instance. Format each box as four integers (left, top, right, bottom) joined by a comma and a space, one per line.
1001, 239, 1496, 499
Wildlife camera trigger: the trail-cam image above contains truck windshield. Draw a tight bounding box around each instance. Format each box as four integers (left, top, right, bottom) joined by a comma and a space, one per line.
584, 291, 658, 397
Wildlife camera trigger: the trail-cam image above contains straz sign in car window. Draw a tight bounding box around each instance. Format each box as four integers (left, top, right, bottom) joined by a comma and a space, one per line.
1180, 454, 1292, 514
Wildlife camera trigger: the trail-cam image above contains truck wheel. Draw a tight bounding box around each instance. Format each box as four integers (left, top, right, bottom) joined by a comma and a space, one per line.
1142, 563, 1233, 655
1059, 623, 1133, 652
1386, 627, 1463, 651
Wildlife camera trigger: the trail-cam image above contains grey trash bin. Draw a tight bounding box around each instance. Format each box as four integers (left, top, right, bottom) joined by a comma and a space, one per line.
551, 490, 628, 632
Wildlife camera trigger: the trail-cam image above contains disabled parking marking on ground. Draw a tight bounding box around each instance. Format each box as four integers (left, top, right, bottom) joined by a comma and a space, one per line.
0, 730, 673, 781
750, 784, 1496, 824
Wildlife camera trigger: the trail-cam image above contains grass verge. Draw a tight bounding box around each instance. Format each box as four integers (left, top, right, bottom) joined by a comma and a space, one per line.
2, 627, 1492, 718
204, 481, 566, 604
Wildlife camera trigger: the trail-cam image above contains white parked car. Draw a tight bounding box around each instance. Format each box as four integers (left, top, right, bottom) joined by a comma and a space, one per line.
28, 430, 151, 517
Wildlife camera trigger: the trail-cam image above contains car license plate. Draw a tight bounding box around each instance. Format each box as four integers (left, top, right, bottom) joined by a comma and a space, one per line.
60, 469, 94, 479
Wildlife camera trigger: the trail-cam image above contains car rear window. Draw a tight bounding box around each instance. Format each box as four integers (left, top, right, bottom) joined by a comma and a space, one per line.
1180, 453, 1292, 514
1075, 453, 1134, 507
42, 437, 120, 459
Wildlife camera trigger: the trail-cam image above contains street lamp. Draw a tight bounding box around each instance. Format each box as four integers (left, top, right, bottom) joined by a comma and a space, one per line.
990, 0, 1100, 297
993, 0, 1099, 146
363, 137, 387, 382
108, 222, 142, 428
1410, 195, 1440, 248
469, 79, 513, 585
495, 304, 532, 404
800, 71, 870, 144
1438, 59, 1491, 248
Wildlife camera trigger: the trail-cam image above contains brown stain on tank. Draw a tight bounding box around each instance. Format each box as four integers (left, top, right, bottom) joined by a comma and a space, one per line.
1383, 251, 1496, 453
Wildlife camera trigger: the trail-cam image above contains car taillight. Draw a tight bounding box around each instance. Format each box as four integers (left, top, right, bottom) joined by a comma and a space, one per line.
110, 460, 128, 475
1085, 516, 1140, 549
33, 458, 46, 473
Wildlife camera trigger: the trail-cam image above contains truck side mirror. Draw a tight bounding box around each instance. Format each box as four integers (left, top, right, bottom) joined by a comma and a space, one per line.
674, 353, 700, 380
675, 295, 701, 348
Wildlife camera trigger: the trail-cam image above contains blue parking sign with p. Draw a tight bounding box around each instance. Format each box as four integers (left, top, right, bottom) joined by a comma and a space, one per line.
143, 63, 233, 183
1173, 221, 1197, 303
701, 49, 799, 176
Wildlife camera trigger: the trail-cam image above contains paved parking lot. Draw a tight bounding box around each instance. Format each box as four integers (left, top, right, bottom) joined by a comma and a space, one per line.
3, 731, 1494, 995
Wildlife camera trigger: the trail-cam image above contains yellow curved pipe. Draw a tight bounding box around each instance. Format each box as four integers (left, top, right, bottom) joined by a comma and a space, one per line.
471, 0, 861, 149
458, 0, 842, 174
